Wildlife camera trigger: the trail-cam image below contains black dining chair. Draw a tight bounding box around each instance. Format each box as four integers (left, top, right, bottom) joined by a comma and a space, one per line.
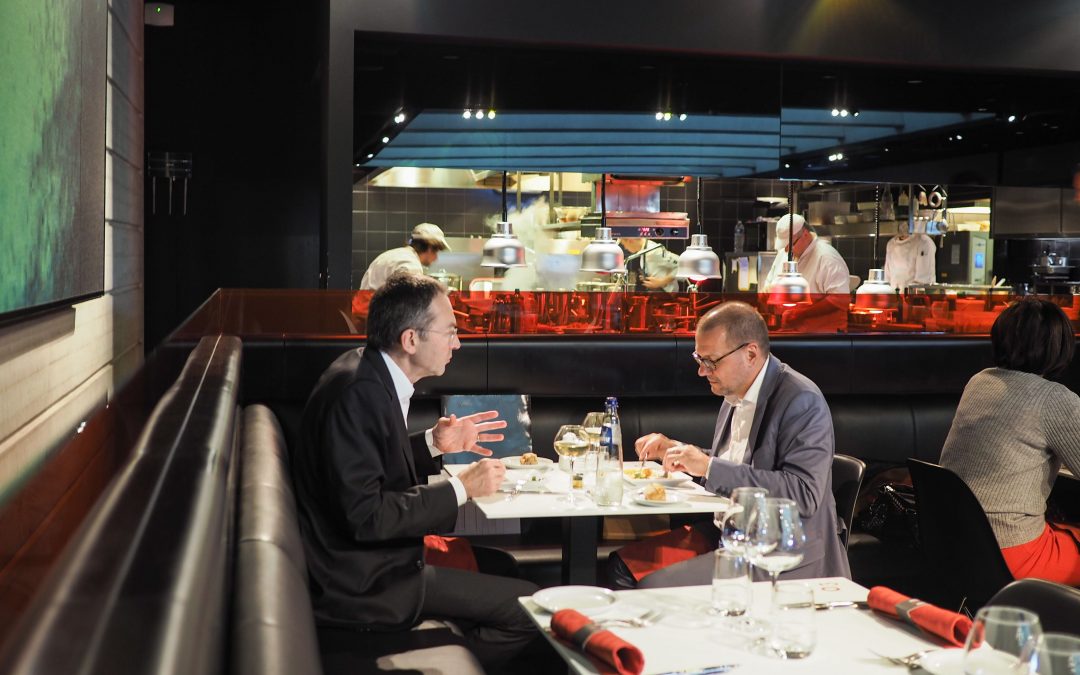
907, 458, 1014, 612
987, 578, 1080, 637
832, 454, 866, 550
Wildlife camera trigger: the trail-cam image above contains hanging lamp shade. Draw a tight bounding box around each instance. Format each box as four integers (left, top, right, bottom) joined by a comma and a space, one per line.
480, 221, 527, 268
676, 234, 722, 280
766, 260, 810, 306
854, 268, 898, 311
579, 227, 624, 273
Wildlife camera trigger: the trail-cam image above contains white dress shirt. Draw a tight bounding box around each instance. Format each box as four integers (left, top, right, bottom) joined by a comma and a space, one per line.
710, 358, 768, 528
380, 351, 467, 505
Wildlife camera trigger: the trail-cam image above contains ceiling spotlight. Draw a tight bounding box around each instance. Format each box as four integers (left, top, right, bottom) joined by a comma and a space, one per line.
828, 154, 837, 162
381, 136, 390, 143
956, 134, 963, 140
836, 153, 844, 160
355, 163, 361, 167
840, 109, 849, 117
663, 112, 672, 121
852, 110, 860, 117
475, 113, 484, 122
948, 136, 954, 141
831, 108, 840, 117
884, 147, 890, 152
1007, 115, 1016, 123
679, 113, 687, 121
463, 109, 472, 119
487, 109, 496, 119
394, 112, 406, 124
366, 153, 374, 159
784, 163, 791, 168
655, 112, 664, 121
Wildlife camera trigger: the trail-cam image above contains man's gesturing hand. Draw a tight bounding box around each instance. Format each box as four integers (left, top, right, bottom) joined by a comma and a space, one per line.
458, 458, 506, 498
432, 410, 507, 456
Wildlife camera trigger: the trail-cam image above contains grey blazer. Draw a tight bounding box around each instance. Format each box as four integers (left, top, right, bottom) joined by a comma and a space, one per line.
640, 354, 850, 588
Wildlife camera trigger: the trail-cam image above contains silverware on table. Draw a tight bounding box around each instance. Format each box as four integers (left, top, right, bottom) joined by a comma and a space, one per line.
654, 665, 738, 675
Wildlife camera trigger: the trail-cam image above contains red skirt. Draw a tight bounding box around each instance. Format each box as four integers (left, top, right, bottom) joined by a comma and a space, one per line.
1000, 521, 1080, 586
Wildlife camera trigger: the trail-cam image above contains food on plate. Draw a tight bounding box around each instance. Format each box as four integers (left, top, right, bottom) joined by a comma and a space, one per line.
519, 452, 539, 465
625, 467, 654, 480
643, 483, 667, 502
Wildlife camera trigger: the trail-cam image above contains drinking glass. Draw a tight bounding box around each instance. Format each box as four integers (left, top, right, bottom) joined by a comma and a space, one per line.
963, 606, 1043, 675
720, 487, 769, 555
1031, 633, 1080, 675
767, 582, 816, 659
581, 412, 605, 478
746, 498, 806, 594
711, 549, 751, 617
553, 424, 590, 506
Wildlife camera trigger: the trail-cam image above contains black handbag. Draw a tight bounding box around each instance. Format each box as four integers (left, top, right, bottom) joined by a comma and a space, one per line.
857, 483, 920, 548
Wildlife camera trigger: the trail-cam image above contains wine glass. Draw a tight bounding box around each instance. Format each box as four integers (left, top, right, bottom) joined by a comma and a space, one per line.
1031, 633, 1080, 675
720, 487, 769, 555
553, 424, 590, 506
581, 412, 605, 478
746, 498, 806, 594
963, 606, 1042, 675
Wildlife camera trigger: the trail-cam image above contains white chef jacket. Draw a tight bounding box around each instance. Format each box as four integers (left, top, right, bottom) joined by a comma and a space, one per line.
884, 233, 936, 291
359, 246, 424, 290
622, 239, 680, 292
762, 234, 850, 295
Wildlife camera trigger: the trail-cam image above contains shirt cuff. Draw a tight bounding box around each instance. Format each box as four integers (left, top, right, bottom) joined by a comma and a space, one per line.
448, 477, 468, 506
426, 428, 440, 456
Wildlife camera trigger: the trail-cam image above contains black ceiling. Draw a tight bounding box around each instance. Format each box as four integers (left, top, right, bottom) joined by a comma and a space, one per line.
353, 35, 1080, 187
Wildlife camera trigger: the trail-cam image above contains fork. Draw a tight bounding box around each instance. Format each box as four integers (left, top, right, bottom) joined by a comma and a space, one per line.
869, 648, 939, 668
598, 609, 664, 628
505, 478, 525, 501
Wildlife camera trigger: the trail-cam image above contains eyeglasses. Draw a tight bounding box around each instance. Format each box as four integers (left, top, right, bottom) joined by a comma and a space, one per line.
416, 326, 460, 342
692, 342, 749, 371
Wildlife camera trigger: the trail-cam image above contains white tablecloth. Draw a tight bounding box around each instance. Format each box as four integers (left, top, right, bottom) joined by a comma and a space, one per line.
520, 577, 947, 675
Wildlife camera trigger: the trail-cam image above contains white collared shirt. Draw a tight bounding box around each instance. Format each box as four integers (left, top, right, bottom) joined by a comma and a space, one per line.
379, 350, 467, 505
717, 357, 770, 466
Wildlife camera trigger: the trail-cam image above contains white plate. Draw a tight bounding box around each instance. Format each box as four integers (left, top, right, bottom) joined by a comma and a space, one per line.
531, 586, 617, 614
623, 468, 692, 487
633, 490, 686, 507
917, 649, 964, 675
502, 455, 554, 470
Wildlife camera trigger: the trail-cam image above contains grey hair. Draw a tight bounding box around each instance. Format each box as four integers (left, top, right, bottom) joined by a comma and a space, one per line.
697, 301, 770, 355
366, 272, 447, 351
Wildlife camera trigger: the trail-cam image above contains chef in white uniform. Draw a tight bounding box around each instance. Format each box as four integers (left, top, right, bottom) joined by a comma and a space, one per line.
359, 223, 450, 290
763, 214, 851, 331
884, 232, 936, 291
618, 237, 680, 292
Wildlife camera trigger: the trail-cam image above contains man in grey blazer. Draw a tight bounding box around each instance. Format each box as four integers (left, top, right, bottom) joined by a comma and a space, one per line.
617, 301, 850, 587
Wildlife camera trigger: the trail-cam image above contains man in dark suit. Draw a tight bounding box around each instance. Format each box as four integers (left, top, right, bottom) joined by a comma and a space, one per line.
291, 272, 538, 667
612, 301, 850, 587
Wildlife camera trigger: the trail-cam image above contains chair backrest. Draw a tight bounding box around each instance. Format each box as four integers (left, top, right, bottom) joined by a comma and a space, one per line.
832, 454, 866, 549
907, 458, 1014, 611
988, 578, 1080, 637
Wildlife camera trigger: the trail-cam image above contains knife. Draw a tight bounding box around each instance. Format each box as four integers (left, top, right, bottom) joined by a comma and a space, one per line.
814, 600, 870, 610
654, 665, 738, 675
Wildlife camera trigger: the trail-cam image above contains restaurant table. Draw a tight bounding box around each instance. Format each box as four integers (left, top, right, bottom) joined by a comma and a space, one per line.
520, 577, 946, 675
443, 462, 730, 585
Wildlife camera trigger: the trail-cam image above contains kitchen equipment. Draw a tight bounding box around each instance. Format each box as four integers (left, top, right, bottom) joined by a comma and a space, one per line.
427, 268, 461, 291
936, 231, 992, 285
722, 251, 778, 292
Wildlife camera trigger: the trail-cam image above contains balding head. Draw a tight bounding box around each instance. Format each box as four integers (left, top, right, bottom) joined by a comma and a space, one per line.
697, 301, 770, 356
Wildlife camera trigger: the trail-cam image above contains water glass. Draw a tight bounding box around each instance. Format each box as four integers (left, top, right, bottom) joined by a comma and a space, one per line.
711, 549, 751, 617
963, 606, 1043, 675
719, 487, 769, 554
767, 582, 816, 659
1032, 633, 1080, 675
594, 458, 624, 506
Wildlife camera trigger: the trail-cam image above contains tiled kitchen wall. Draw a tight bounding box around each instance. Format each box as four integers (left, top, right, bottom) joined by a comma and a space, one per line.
351, 177, 788, 288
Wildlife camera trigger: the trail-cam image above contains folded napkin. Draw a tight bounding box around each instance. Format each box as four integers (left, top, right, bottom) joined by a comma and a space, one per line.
423, 535, 478, 572
867, 586, 972, 647
550, 609, 645, 675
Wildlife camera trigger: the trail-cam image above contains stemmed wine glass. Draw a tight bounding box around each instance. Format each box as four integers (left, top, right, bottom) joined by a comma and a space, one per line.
581, 412, 606, 477
716, 487, 769, 628
746, 498, 807, 595
963, 606, 1043, 675
553, 424, 590, 506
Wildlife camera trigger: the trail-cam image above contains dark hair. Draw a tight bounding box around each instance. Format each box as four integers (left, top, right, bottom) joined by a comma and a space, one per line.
697, 301, 770, 355
991, 298, 1075, 380
366, 272, 446, 351
410, 239, 444, 254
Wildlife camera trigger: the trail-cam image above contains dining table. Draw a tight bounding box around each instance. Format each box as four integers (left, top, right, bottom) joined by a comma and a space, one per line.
443, 461, 730, 584
520, 576, 950, 675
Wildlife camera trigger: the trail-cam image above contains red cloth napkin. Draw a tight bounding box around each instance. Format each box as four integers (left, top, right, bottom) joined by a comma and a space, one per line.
867, 586, 973, 647
423, 535, 478, 572
550, 609, 645, 675
615, 525, 715, 581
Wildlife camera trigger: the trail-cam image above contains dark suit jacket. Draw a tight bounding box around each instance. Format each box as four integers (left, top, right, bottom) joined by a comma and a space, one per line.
291, 347, 459, 630
704, 354, 851, 580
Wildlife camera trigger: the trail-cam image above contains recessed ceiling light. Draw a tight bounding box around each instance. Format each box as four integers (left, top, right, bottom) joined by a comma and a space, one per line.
366, 153, 374, 159
655, 112, 663, 121
679, 113, 687, 121
487, 109, 496, 119
394, 112, 406, 124
381, 136, 390, 143
463, 109, 472, 119
1007, 115, 1017, 123
831, 108, 840, 117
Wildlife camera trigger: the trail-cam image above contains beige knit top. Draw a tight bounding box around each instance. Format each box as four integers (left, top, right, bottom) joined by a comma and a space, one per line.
939, 368, 1080, 548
